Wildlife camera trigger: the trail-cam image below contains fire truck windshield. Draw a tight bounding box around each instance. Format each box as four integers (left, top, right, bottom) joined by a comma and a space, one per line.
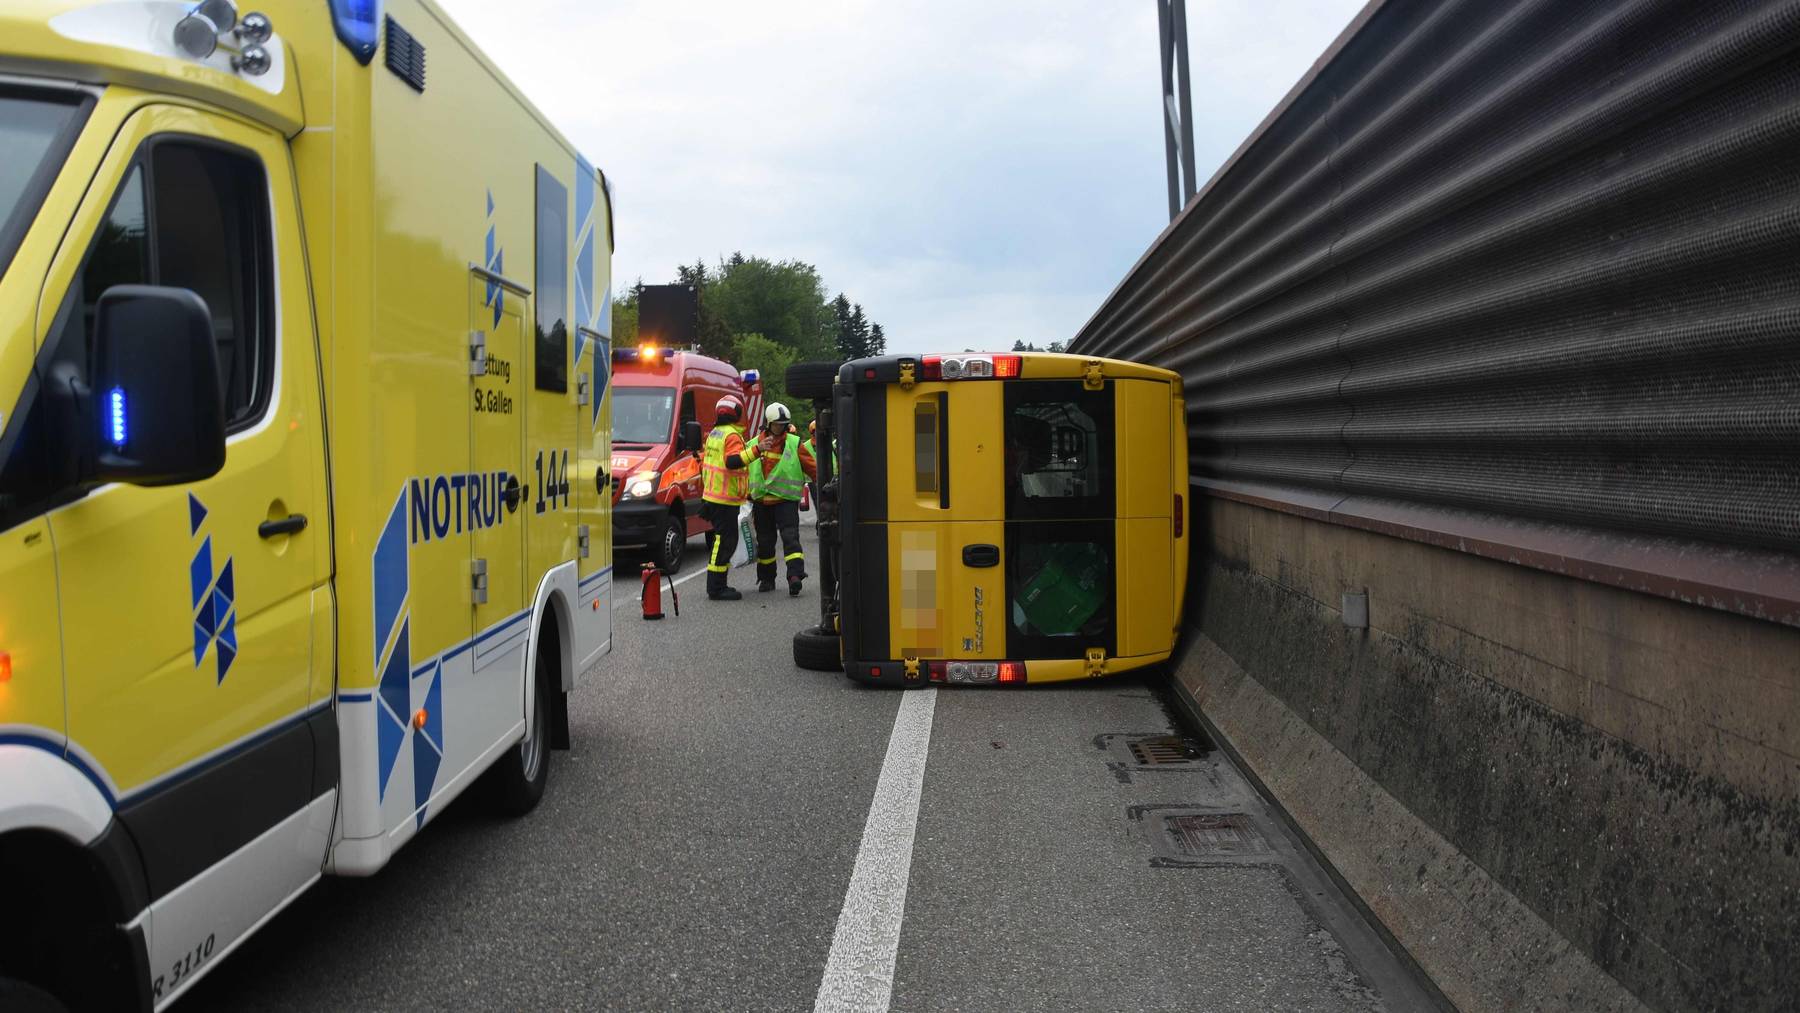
613, 386, 677, 445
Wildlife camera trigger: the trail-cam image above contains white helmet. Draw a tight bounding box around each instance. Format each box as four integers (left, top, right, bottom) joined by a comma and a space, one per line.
764, 402, 793, 426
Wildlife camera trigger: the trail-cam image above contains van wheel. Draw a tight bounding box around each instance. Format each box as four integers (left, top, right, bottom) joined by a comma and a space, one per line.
786, 361, 843, 401
657, 512, 686, 574
793, 625, 842, 672
488, 634, 553, 815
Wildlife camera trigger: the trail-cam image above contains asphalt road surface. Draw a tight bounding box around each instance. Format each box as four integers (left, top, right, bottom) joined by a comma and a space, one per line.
184, 523, 1439, 1012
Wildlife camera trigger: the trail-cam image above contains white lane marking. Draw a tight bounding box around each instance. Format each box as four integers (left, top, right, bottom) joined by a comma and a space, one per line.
815, 688, 939, 1013
611, 565, 706, 609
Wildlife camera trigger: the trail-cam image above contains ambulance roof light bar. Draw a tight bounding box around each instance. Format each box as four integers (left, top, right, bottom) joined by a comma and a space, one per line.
328, 0, 382, 65
919, 354, 1022, 381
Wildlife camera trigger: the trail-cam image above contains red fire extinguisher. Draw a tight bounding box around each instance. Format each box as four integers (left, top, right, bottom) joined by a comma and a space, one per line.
640, 562, 679, 620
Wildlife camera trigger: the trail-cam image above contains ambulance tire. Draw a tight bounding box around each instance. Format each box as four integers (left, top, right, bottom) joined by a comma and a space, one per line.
487, 632, 553, 815
657, 512, 686, 574
786, 361, 842, 401
0, 977, 63, 1013
792, 625, 842, 672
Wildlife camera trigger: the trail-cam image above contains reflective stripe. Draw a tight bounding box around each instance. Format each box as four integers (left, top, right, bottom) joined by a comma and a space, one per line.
703, 425, 749, 504
757, 556, 777, 564
785, 552, 805, 562
707, 564, 729, 573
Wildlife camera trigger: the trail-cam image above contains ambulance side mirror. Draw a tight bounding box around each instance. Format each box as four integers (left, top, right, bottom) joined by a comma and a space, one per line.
88, 285, 227, 487
678, 420, 703, 453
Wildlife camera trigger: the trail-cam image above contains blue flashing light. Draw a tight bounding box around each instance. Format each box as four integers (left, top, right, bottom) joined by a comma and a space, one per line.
107, 387, 127, 448
741, 369, 761, 384
329, 0, 382, 66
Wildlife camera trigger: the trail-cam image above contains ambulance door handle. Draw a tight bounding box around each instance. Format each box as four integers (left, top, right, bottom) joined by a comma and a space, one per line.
259, 514, 308, 538
502, 477, 524, 512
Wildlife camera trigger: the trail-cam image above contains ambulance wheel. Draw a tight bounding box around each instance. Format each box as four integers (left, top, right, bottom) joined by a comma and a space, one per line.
488, 640, 552, 815
793, 625, 841, 672
657, 513, 686, 574
786, 360, 842, 401
0, 977, 63, 1013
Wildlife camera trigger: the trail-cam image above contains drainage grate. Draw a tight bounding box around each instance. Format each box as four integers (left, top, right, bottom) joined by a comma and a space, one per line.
1128, 735, 1203, 767
1165, 813, 1269, 858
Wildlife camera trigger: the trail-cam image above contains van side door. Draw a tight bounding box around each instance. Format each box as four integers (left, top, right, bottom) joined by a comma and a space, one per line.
37, 105, 329, 1003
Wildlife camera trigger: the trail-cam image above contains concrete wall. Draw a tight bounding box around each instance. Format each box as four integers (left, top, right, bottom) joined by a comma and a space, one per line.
1178, 496, 1799, 1012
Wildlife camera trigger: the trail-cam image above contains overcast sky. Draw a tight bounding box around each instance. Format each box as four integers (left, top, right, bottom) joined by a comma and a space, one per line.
435, 0, 1364, 354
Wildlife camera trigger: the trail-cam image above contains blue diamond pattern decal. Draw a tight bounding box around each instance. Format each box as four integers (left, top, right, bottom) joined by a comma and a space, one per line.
216, 637, 235, 684
185, 502, 238, 682
189, 538, 213, 610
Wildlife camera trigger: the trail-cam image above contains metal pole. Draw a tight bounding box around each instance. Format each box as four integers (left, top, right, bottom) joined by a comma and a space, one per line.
1171, 0, 1198, 208
1157, 0, 1180, 221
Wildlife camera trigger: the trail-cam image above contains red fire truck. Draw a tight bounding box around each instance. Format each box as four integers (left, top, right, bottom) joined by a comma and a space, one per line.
611, 346, 763, 571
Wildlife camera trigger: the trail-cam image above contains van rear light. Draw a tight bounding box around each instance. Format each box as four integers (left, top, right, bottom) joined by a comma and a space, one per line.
997, 661, 1026, 685
919, 354, 1021, 381
928, 661, 946, 683
942, 662, 996, 684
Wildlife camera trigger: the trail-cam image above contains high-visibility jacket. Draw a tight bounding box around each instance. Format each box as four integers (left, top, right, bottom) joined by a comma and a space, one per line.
750, 432, 815, 503
702, 424, 750, 505
803, 436, 836, 471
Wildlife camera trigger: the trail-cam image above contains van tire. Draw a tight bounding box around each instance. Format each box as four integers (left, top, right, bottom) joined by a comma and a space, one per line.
793, 625, 842, 672
487, 631, 554, 816
787, 361, 842, 401
657, 512, 686, 574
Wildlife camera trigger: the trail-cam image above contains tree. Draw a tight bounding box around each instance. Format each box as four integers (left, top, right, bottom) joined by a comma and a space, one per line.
706, 254, 834, 359
611, 281, 641, 346
833, 295, 887, 360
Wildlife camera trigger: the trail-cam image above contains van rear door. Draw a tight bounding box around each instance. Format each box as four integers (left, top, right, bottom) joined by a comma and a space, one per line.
999, 379, 1119, 662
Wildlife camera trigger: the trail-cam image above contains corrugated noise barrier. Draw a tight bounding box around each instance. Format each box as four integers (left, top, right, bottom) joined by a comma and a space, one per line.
1072, 0, 1800, 606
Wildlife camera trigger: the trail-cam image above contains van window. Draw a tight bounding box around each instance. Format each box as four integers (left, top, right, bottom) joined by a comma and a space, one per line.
534, 166, 568, 393
1003, 382, 1114, 520
1007, 525, 1114, 649
679, 390, 697, 428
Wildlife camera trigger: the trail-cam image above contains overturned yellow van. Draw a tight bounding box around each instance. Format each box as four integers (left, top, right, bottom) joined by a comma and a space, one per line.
796, 352, 1188, 687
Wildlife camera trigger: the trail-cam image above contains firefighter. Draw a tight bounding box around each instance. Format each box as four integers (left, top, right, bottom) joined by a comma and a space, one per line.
700, 395, 752, 600
749, 403, 816, 594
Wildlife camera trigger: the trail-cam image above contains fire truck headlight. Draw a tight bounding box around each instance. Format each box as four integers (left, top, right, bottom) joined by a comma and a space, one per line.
623, 473, 657, 499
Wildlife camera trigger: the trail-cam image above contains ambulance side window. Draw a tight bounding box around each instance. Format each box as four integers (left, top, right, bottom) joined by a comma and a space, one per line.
534, 165, 568, 393
52, 139, 273, 428
679, 391, 696, 429
149, 142, 273, 428
0, 139, 273, 531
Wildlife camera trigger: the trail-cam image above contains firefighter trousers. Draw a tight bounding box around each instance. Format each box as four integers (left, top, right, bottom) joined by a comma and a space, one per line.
701, 501, 741, 594
752, 499, 805, 584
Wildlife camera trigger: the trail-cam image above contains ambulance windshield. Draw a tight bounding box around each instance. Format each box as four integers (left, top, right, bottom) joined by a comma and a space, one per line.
614, 386, 677, 445
0, 89, 87, 285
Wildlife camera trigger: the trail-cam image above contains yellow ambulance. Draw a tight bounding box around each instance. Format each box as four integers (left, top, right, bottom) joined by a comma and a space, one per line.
0, 1, 615, 1006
